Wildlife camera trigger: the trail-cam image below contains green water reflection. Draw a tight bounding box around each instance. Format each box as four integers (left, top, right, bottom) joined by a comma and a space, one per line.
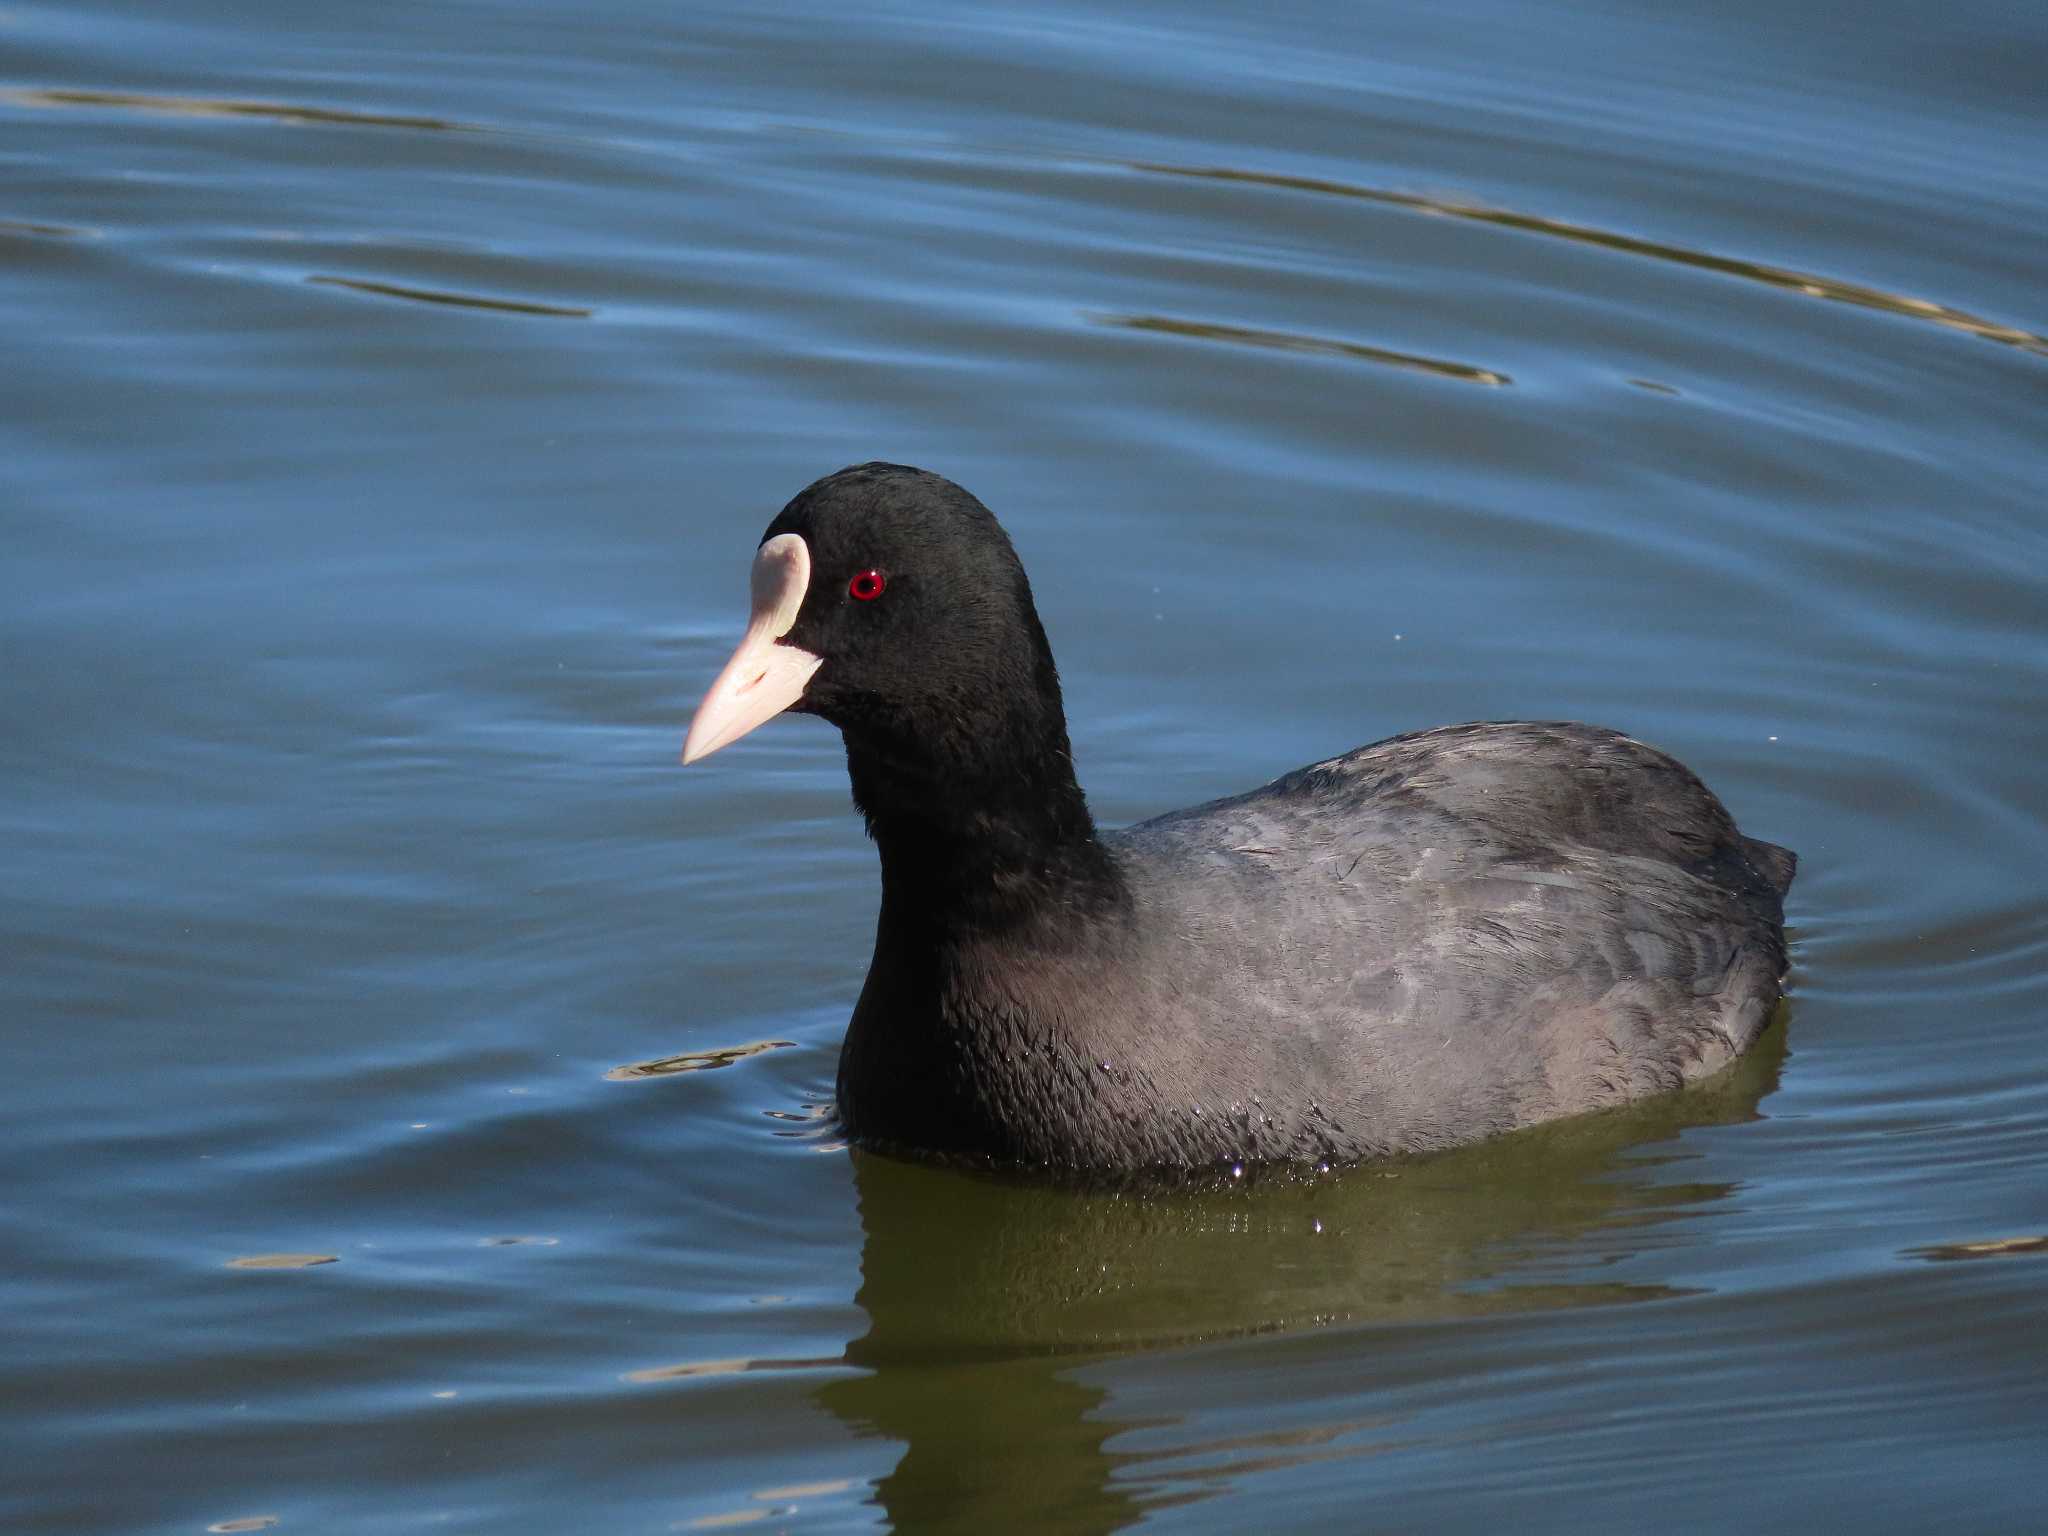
820, 1021, 1787, 1532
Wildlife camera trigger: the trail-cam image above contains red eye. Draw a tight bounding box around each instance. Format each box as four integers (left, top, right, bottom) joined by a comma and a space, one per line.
848, 569, 886, 602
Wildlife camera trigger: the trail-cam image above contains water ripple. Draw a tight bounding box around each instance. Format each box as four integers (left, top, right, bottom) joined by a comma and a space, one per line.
225, 1253, 339, 1270
605, 1039, 798, 1080
5, 85, 477, 134
1907, 1235, 2048, 1263
306, 274, 591, 318
0, 216, 93, 239
1131, 161, 2048, 358
1094, 312, 1511, 385
621, 1353, 844, 1384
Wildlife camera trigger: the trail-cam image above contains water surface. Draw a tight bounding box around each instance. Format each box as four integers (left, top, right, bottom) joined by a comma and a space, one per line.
5, 0, 2046, 1530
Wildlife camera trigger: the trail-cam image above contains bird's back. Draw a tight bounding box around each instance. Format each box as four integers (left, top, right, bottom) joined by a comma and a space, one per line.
1099, 722, 1794, 1162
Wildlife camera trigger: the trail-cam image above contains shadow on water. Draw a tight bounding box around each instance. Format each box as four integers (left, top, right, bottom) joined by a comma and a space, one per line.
817, 1020, 1788, 1534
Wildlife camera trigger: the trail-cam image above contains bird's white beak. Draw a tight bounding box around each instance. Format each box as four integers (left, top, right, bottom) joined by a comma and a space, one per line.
681, 533, 823, 764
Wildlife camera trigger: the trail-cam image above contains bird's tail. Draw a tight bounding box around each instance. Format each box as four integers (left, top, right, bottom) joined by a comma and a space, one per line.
1742, 837, 1798, 899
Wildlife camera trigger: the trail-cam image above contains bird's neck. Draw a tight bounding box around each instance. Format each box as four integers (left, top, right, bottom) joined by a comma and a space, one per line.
838, 732, 1135, 1166
845, 730, 1126, 942
830, 688, 1138, 1162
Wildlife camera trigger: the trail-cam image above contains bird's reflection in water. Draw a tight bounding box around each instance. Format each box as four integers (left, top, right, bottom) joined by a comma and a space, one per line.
818, 1016, 1787, 1534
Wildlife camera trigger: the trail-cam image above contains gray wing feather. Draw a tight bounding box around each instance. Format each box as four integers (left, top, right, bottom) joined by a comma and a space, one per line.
1102, 722, 1791, 1160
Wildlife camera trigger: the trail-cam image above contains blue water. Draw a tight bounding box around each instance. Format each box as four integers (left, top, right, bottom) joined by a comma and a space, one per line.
5, 1, 2046, 1530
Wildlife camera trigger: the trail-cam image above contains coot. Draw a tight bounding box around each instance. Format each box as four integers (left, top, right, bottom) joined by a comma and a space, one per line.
684, 463, 1795, 1172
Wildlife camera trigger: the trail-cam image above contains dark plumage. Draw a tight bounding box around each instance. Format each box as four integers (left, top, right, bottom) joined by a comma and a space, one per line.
685, 463, 1795, 1173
